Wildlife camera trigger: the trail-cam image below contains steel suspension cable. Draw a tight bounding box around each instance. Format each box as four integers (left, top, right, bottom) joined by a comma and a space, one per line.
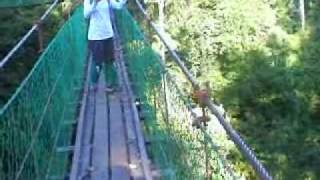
134, 0, 273, 179
0, 6, 87, 179
0, 0, 60, 69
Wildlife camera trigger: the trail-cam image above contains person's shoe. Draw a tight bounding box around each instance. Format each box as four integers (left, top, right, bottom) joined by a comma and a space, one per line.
105, 85, 121, 93
96, 65, 101, 73
105, 86, 114, 93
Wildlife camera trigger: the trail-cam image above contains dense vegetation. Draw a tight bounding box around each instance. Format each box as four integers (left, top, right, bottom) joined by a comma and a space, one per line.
143, 0, 320, 179
1, 0, 319, 179
0, 3, 69, 106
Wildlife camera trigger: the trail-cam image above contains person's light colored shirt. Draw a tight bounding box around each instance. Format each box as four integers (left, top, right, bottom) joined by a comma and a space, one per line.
84, 0, 126, 40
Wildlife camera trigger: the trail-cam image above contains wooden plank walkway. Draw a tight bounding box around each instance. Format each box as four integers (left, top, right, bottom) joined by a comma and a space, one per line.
91, 77, 109, 180
70, 68, 152, 180
109, 92, 130, 180
70, 9, 153, 178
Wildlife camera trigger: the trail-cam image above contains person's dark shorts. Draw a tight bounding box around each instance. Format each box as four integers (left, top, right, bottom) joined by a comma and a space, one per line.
88, 37, 114, 65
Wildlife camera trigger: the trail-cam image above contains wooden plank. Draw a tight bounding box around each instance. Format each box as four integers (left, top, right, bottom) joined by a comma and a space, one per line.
91, 77, 109, 180
121, 96, 145, 180
77, 89, 95, 179
112, 24, 153, 179
110, 5, 153, 179
109, 92, 131, 180
70, 58, 94, 180
117, 49, 153, 180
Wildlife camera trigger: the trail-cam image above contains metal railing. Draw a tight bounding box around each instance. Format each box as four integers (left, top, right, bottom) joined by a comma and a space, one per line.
134, 0, 273, 179
0, 0, 60, 69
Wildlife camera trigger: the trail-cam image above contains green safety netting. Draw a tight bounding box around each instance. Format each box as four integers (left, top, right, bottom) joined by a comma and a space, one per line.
0, 6, 87, 180
0, 2, 237, 179
0, 0, 53, 8
115, 8, 235, 179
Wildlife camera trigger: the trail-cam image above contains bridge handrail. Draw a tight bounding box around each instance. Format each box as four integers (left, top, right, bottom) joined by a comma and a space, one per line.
109, 3, 154, 179
134, 0, 272, 179
0, 0, 60, 69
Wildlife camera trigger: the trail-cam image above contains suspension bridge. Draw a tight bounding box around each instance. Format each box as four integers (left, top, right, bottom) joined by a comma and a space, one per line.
0, 0, 273, 179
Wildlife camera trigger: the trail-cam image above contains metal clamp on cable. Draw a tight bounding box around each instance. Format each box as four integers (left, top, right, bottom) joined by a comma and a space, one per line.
192, 89, 209, 107
191, 85, 210, 128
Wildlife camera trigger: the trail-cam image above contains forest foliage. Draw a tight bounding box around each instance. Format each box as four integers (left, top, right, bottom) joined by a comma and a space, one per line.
143, 0, 320, 179
0, 2, 70, 106
0, 0, 319, 179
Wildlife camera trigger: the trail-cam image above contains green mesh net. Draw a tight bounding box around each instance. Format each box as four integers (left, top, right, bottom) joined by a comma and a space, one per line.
0, 3, 236, 179
0, 6, 87, 179
115, 8, 235, 179
0, 0, 53, 8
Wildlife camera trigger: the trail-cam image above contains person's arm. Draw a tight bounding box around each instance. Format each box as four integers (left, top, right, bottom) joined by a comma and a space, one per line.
83, 0, 97, 19
110, 0, 127, 10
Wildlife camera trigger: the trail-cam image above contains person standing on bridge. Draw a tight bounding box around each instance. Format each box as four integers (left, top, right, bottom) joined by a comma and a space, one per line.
84, 0, 127, 92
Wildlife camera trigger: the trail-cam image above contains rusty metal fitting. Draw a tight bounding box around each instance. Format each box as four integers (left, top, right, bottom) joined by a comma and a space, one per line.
192, 89, 209, 107
192, 115, 210, 128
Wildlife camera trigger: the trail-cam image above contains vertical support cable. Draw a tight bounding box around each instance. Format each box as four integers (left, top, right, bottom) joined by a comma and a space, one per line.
204, 131, 209, 180
162, 73, 169, 122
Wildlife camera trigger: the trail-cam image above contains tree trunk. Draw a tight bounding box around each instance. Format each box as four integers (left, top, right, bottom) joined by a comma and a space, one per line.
158, 0, 165, 61
299, 0, 305, 31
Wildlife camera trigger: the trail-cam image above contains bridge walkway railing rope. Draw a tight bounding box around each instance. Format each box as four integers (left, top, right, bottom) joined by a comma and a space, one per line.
118, 1, 273, 179
115, 7, 236, 180
0, 6, 87, 179
0, 1, 273, 179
